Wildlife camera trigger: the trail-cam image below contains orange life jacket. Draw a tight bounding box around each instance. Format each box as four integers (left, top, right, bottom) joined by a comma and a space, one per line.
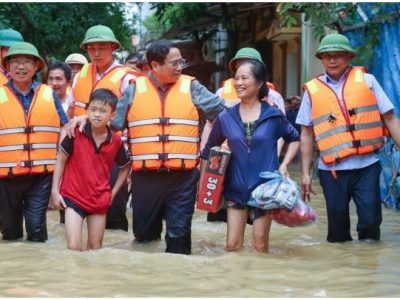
0, 68, 8, 86
127, 75, 200, 171
73, 63, 138, 116
0, 84, 61, 177
304, 66, 385, 165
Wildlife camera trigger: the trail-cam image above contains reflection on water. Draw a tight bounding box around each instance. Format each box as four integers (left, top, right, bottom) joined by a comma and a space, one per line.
1, 164, 400, 297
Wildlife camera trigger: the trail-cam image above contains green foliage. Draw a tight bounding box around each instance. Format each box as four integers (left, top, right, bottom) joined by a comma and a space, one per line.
142, 15, 167, 43
278, 3, 398, 66
151, 3, 207, 30
0, 3, 136, 61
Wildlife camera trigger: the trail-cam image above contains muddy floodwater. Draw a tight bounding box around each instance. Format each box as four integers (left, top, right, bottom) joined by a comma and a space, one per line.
0, 164, 399, 297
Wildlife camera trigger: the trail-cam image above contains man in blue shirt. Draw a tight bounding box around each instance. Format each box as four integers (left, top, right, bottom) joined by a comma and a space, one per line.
0, 42, 68, 242
296, 34, 400, 243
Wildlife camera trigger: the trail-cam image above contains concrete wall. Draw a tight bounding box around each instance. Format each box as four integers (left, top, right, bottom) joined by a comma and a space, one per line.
301, 15, 324, 89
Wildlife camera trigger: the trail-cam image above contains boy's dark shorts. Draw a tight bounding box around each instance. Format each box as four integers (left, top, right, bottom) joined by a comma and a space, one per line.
63, 197, 90, 219
225, 200, 267, 221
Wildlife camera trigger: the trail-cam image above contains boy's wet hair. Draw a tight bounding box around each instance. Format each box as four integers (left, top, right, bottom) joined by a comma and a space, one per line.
88, 88, 118, 112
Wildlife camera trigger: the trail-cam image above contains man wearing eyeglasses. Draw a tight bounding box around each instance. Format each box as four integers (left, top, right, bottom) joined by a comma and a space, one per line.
68, 39, 225, 254
0, 42, 68, 242
67, 24, 139, 232
118, 40, 225, 254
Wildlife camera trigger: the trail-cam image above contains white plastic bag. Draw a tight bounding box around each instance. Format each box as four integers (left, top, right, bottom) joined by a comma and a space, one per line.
248, 171, 299, 210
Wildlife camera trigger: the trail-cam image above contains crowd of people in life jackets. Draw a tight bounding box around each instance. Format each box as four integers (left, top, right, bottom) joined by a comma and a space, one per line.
1, 24, 400, 254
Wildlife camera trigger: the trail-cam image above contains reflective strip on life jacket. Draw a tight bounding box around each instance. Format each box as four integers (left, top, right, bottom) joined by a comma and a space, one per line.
0, 126, 60, 135
0, 159, 56, 168
128, 118, 199, 127
0, 143, 58, 152
131, 153, 199, 161
315, 121, 384, 141
319, 137, 385, 158
74, 100, 88, 109
129, 135, 199, 144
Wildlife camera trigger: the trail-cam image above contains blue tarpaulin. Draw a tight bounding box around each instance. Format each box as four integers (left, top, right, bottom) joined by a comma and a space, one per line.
346, 3, 400, 116
346, 3, 400, 209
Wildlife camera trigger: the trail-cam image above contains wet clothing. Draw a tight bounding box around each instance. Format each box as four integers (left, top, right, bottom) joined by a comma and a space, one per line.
296, 67, 392, 242
63, 197, 90, 219
0, 174, 52, 241
59, 124, 129, 215
0, 81, 67, 242
201, 102, 299, 207
131, 168, 199, 254
67, 60, 135, 229
114, 72, 225, 254
319, 162, 382, 242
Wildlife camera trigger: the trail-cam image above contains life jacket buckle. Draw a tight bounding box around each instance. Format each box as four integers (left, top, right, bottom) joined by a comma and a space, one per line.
158, 134, 169, 142
158, 153, 168, 161
19, 160, 32, 168
348, 108, 356, 116
23, 143, 33, 151
347, 124, 356, 131
24, 126, 33, 133
328, 114, 336, 123
159, 117, 170, 125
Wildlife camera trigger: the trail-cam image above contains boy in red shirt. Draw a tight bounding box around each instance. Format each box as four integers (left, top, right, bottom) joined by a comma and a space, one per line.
51, 88, 130, 251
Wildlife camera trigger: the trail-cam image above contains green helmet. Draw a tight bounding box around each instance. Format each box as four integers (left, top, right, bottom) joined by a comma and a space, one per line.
315, 33, 356, 59
229, 47, 265, 72
1, 42, 45, 72
0, 28, 24, 48
80, 25, 121, 50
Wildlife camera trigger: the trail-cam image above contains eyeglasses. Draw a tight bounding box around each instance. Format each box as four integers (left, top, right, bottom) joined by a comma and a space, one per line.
9, 59, 36, 68
164, 59, 186, 68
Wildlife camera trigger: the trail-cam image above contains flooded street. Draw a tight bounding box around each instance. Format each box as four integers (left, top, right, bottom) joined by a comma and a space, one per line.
1, 164, 399, 297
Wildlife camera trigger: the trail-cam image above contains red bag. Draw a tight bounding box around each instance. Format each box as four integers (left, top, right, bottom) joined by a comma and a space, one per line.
197, 147, 231, 212
267, 198, 317, 227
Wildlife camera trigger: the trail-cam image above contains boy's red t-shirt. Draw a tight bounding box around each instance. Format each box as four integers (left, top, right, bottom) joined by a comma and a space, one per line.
60, 125, 129, 214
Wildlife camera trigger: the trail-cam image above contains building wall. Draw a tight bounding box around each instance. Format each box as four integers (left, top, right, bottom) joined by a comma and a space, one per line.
301, 16, 324, 88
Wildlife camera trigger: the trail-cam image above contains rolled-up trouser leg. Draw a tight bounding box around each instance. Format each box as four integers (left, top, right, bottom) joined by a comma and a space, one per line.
25, 174, 52, 242
165, 168, 199, 255
106, 164, 129, 231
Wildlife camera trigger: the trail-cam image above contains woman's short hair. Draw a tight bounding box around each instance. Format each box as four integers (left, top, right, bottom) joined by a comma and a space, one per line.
236, 59, 269, 101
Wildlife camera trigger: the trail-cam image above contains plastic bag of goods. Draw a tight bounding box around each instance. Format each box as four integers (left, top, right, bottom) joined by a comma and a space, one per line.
267, 198, 318, 227
248, 171, 299, 210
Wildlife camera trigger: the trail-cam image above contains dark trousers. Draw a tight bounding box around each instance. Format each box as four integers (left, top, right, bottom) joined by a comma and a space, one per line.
319, 162, 382, 243
105, 164, 129, 231
0, 174, 52, 242
131, 168, 199, 255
